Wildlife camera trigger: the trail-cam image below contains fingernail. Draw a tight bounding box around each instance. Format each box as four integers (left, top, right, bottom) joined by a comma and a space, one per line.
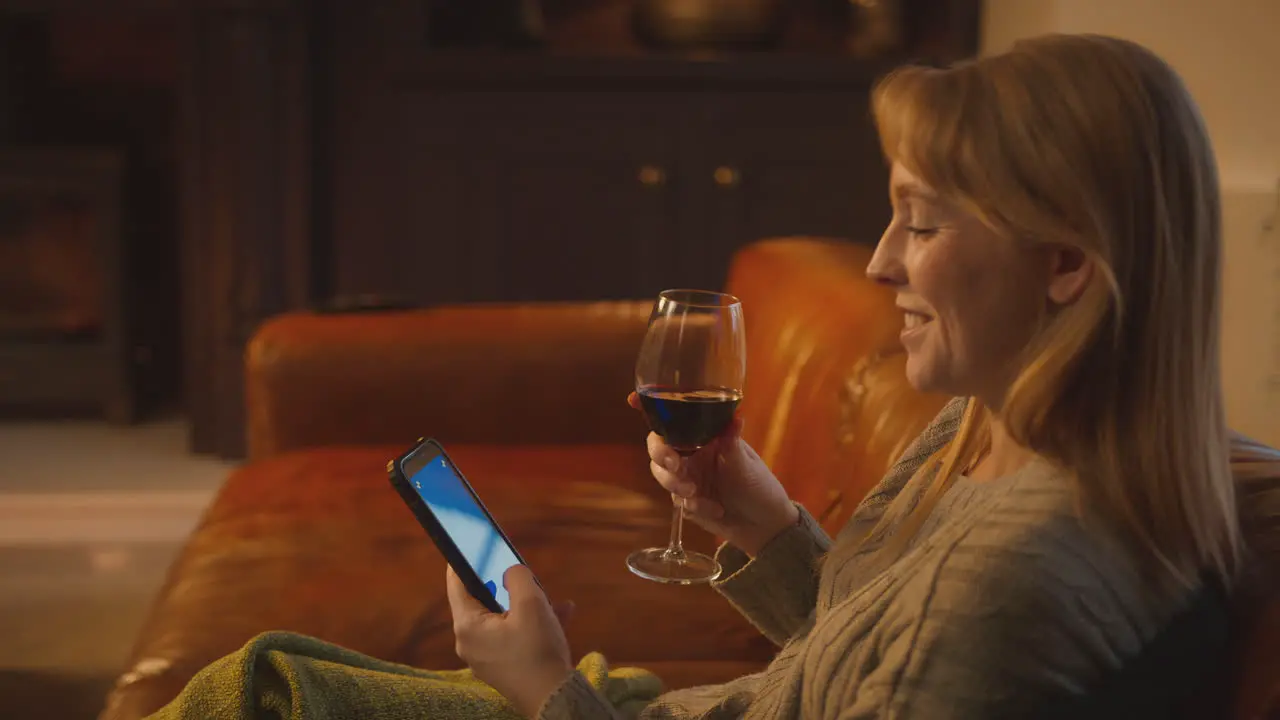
663, 456, 681, 473
676, 482, 696, 498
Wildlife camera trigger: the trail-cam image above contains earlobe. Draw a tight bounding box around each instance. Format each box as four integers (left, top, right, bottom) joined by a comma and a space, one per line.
1046, 244, 1094, 306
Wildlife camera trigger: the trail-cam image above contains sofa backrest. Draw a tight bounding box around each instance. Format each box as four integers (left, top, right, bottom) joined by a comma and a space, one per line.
723, 238, 949, 534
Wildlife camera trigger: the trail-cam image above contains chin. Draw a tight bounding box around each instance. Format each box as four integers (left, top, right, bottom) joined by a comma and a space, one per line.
903, 356, 935, 393
904, 355, 955, 396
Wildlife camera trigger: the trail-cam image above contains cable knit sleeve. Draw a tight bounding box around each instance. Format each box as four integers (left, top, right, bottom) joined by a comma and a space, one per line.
711, 504, 832, 646
536, 671, 623, 720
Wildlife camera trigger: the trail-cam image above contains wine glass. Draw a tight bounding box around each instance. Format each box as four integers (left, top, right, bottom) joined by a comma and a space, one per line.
627, 289, 746, 584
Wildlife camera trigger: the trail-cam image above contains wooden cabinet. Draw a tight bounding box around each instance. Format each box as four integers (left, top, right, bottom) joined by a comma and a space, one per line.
688, 91, 889, 290
331, 72, 890, 306
337, 91, 684, 303
178, 0, 978, 457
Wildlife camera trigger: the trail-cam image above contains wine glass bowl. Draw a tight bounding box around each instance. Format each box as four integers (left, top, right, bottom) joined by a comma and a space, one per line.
628, 289, 745, 584
634, 387, 742, 457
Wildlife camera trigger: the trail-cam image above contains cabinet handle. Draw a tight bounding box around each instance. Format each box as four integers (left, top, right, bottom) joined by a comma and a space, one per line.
714, 166, 741, 187
638, 165, 666, 186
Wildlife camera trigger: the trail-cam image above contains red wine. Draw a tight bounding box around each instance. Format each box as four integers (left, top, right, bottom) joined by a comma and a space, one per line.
637, 386, 743, 455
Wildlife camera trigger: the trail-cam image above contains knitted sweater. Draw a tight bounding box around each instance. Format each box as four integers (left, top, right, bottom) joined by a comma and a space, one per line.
539, 397, 1206, 720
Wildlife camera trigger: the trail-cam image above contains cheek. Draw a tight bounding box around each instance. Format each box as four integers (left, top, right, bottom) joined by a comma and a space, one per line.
913, 244, 1038, 364
946, 269, 1044, 368
912, 248, 969, 335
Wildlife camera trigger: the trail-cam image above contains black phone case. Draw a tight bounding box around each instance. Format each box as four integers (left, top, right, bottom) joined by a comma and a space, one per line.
387, 438, 526, 614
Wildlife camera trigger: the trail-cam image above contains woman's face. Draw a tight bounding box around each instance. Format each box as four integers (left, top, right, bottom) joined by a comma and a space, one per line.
866, 163, 1053, 406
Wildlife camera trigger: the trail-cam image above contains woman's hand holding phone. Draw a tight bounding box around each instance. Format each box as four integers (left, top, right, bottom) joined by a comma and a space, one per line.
446, 564, 577, 718
628, 392, 798, 557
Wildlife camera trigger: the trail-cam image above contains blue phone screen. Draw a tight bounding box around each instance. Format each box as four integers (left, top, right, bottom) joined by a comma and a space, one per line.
409, 454, 520, 611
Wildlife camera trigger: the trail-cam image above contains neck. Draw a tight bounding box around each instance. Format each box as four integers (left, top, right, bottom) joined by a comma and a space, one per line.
968, 406, 1036, 482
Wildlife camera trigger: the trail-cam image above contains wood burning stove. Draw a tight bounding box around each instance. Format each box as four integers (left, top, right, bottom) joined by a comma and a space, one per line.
0, 145, 136, 422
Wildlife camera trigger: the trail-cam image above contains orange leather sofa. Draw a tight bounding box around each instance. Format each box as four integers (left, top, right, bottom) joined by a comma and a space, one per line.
101, 238, 1277, 719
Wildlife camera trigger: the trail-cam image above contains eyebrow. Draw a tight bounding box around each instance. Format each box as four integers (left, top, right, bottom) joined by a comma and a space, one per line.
891, 181, 940, 203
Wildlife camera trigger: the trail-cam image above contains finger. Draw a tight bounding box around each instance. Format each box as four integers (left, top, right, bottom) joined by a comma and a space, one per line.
552, 600, 577, 628
728, 415, 745, 439
503, 564, 549, 612
679, 494, 726, 520
736, 433, 762, 464
715, 416, 745, 447
687, 443, 721, 475
627, 391, 641, 410
445, 565, 488, 627
714, 419, 751, 471
651, 460, 695, 497
646, 433, 681, 473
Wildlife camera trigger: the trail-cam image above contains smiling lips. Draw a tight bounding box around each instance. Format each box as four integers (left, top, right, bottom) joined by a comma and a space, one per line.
902, 311, 932, 330
900, 308, 934, 343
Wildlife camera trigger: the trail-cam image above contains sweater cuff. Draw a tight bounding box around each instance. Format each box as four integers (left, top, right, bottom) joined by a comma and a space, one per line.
712, 503, 832, 646
537, 670, 621, 720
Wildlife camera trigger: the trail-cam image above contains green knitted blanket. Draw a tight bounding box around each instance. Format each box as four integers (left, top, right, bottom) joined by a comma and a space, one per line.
147, 631, 663, 720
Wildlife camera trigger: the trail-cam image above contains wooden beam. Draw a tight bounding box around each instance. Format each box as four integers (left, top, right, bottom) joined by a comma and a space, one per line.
179, 1, 312, 457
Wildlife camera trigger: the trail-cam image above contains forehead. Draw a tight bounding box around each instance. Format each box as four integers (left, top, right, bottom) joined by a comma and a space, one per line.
889, 162, 940, 202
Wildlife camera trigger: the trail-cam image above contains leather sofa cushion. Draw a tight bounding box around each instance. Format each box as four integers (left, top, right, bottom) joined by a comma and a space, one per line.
113, 444, 774, 718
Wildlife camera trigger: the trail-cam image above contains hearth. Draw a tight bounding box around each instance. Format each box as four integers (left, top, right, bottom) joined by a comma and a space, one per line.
0, 146, 136, 421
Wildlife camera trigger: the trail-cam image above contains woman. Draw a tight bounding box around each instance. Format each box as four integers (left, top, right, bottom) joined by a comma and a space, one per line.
446, 33, 1258, 719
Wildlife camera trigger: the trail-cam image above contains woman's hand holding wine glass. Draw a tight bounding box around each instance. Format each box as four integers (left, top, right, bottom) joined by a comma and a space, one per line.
628, 396, 799, 558
625, 290, 798, 584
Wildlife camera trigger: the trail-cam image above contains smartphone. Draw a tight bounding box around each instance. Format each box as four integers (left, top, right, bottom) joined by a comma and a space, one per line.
388, 438, 526, 613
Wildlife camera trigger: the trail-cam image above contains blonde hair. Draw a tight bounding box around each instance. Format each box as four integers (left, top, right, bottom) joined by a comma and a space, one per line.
867, 34, 1241, 587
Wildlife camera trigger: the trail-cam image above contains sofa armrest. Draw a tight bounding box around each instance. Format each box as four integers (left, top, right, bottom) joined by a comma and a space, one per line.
245, 300, 654, 460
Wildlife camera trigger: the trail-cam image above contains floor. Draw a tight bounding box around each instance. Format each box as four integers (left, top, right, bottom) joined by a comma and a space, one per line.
0, 417, 236, 719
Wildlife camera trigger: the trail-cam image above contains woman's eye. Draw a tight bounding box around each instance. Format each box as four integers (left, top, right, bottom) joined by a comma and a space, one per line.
906, 226, 939, 237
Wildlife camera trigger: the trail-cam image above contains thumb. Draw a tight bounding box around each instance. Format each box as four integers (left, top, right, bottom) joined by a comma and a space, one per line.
715, 415, 746, 454
715, 415, 760, 472
503, 564, 548, 609
727, 415, 745, 440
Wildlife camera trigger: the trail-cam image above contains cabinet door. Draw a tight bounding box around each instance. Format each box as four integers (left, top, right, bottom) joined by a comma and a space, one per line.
334, 90, 684, 304
689, 91, 889, 288
497, 92, 685, 302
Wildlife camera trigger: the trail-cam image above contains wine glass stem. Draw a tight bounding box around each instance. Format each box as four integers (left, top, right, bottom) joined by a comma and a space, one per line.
666, 499, 687, 561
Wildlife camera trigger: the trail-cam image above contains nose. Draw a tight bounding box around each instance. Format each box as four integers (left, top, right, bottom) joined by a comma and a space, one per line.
865, 228, 906, 288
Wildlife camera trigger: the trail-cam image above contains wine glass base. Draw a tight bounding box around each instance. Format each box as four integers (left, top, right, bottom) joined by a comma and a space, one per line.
626, 547, 722, 585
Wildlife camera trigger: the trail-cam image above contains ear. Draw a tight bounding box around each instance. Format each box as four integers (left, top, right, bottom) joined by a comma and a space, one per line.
1045, 244, 1093, 306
